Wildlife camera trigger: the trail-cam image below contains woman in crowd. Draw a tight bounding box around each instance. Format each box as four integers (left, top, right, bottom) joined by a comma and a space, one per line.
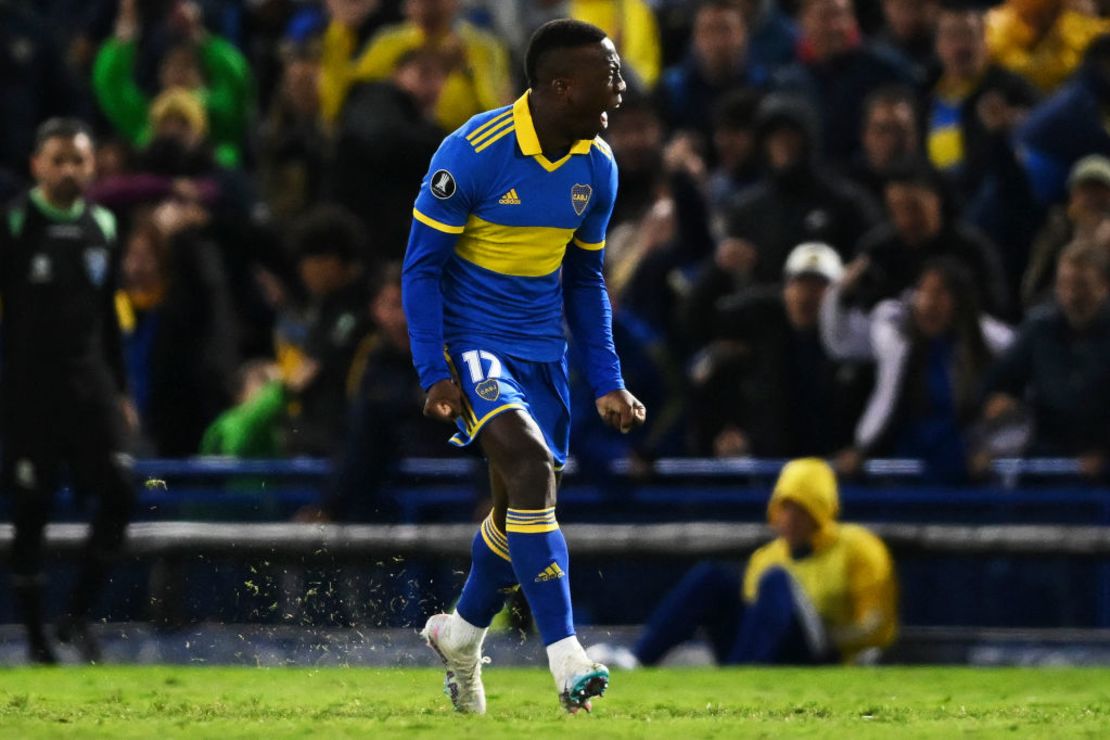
820, 256, 1013, 481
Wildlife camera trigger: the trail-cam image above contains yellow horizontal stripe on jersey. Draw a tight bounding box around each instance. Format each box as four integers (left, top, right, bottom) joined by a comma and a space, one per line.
572, 236, 605, 251
466, 110, 513, 142
454, 215, 573, 277
505, 522, 560, 534
413, 208, 465, 234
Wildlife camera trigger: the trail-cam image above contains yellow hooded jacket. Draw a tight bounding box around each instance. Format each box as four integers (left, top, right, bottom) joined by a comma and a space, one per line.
987, 1, 1110, 92
742, 458, 898, 662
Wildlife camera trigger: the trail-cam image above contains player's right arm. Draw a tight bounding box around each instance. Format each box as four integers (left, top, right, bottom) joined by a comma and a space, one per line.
402, 134, 477, 422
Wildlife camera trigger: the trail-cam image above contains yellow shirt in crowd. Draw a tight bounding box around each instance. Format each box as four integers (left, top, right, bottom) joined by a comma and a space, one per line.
321, 19, 512, 133
744, 522, 898, 663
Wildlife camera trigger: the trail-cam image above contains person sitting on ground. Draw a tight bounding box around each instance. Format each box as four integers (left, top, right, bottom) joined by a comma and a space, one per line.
591, 458, 898, 668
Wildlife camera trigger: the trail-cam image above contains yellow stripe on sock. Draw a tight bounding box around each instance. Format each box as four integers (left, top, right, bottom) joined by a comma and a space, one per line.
481, 529, 512, 561
483, 516, 508, 547
505, 522, 560, 534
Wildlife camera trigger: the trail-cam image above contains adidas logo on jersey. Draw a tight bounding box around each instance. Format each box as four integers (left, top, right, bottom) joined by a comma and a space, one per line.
535, 562, 565, 582
498, 188, 522, 205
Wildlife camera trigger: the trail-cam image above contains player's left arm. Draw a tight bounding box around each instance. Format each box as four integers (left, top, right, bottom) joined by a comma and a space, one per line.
563, 150, 645, 434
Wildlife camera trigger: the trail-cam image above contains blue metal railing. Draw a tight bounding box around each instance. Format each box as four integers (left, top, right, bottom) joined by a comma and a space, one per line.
132, 456, 1087, 482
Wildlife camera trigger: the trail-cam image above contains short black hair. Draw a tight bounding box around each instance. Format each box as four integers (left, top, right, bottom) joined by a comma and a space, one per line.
33, 118, 94, 154
525, 19, 608, 88
291, 204, 366, 263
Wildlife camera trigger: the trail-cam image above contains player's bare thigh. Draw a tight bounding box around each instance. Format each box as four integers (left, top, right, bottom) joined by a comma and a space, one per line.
480, 409, 557, 513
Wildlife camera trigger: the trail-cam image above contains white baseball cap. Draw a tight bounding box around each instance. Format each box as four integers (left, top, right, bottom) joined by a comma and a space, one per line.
783, 242, 844, 282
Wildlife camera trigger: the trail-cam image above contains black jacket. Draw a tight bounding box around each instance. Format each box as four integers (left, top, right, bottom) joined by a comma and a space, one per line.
985, 303, 1110, 456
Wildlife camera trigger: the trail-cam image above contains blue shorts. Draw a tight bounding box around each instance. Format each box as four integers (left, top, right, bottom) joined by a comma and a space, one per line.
445, 346, 570, 470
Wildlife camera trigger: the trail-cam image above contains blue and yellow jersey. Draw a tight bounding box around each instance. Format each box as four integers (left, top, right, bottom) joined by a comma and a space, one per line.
403, 91, 623, 396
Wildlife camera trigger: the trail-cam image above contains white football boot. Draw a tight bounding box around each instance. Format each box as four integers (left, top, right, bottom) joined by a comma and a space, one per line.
551, 640, 610, 714
421, 613, 489, 714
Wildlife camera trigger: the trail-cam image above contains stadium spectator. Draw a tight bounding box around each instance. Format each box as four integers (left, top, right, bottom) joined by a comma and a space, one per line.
927, 3, 1041, 295
0, 2, 89, 202
118, 203, 240, 456
568, 0, 663, 90
736, 0, 800, 75
321, 0, 511, 133
722, 93, 881, 285
986, 0, 1110, 93
257, 40, 328, 226
843, 85, 921, 203
1017, 34, 1110, 205
706, 89, 764, 213
686, 243, 871, 458
773, 0, 915, 164
875, 0, 938, 80
927, 5, 1039, 202
282, 205, 368, 456
822, 257, 1013, 480
317, 264, 448, 521
851, 162, 1011, 317
602, 95, 666, 231
329, 49, 448, 260
657, 0, 767, 141
592, 458, 897, 667
92, 0, 253, 168
199, 360, 283, 457
1022, 155, 1110, 309
983, 242, 1110, 472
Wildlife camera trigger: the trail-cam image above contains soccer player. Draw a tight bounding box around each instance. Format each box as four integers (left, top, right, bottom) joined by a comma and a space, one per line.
1, 119, 135, 663
401, 19, 645, 714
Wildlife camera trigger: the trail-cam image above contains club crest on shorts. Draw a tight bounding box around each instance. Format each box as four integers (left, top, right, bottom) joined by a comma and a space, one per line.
84, 247, 109, 286
571, 183, 592, 216
475, 378, 500, 402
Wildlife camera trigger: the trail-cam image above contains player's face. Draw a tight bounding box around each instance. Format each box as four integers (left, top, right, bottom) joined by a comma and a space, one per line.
565, 38, 625, 140
31, 134, 96, 206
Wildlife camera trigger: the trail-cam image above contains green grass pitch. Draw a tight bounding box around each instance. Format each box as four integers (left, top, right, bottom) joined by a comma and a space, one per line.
1, 666, 1108, 738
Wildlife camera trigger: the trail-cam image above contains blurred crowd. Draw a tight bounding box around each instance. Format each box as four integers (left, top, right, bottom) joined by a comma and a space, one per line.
3, 0, 1110, 497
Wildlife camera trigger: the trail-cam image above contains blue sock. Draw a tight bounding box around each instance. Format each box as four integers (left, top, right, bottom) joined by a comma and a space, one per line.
505, 507, 574, 645
455, 514, 518, 628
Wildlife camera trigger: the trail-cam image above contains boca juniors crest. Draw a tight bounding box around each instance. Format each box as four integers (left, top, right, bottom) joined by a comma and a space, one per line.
571, 184, 592, 216
84, 247, 109, 287
475, 378, 500, 402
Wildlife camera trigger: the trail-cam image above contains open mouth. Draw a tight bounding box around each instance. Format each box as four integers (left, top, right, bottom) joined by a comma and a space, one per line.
600, 111, 608, 129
